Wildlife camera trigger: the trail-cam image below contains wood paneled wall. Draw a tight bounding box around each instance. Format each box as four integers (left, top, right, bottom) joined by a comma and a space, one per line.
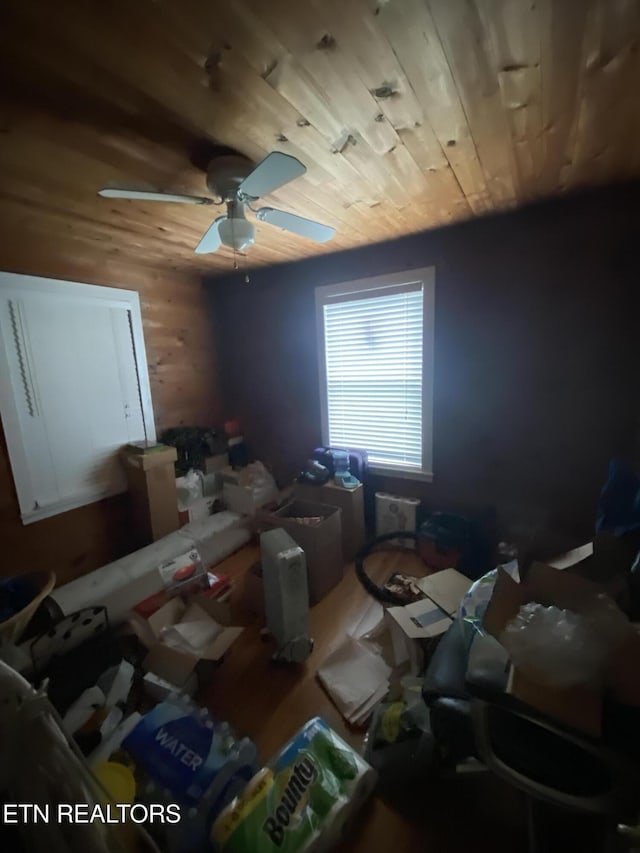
209, 184, 640, 544
0, 250, 221, 584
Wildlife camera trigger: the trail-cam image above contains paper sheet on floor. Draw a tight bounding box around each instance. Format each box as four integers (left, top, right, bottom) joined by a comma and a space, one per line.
160, 605, 224, 654
416, 568, 473, 616
317, 636, 391, 726
349, 683, 389, 727
349, 600, 385, 641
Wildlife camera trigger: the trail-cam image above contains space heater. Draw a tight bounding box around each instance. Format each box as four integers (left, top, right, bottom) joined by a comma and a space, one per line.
259, 528, 313, 664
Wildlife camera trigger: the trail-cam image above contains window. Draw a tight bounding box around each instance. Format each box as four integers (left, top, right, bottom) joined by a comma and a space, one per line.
316, 267, 434, 479
0, 272, 155, 523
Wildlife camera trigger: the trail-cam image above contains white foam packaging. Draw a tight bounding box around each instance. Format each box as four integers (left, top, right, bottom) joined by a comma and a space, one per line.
52, 512, 250, 623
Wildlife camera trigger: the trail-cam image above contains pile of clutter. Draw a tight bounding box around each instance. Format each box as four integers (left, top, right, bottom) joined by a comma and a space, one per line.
130, 547, 243, 697
0, 548, 378, 853
315, 567, 474, 726
162, 417, 280, 526
177, 459, 278, 523
298, 447, 366, 491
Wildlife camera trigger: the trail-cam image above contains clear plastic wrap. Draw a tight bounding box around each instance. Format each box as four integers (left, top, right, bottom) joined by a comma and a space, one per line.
501, 594, 629, 687
176, 469, 203, 511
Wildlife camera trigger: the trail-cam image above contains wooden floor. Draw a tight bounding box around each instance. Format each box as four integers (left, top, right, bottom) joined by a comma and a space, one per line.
203, 544, 528, 851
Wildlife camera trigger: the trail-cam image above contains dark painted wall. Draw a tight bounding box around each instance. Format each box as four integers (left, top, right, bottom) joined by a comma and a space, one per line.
208, 186, 639, 543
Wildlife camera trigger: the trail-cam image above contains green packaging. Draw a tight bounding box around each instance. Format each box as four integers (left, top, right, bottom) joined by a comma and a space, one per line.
212, 717, 376, 852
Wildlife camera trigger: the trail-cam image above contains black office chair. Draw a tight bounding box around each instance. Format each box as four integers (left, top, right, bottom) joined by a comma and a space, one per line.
423, 623, 640, 852
422, 618, 481, 763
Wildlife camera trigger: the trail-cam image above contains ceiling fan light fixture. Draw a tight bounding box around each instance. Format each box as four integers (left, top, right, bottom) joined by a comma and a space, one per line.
218, 200, 256, 251
218, 215, 255, 251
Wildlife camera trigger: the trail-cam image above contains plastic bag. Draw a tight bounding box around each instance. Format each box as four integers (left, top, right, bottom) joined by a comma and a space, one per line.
364, 675, 430, 750
501, 594, 629, 688
176, 469, 203, 511
459, 559, 520, 644
211, 717, 376, 853
123, 697, 257, 802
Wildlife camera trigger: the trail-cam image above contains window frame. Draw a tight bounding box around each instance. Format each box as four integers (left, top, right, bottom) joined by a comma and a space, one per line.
0, 272, 156, 523
315, 266, 435, 481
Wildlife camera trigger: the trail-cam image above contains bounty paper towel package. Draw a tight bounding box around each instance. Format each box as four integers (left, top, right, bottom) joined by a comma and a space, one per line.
211, 717, 377, 853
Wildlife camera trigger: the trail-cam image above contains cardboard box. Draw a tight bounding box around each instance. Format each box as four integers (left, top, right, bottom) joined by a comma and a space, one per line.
294, 481, 366, 561
416, 568, 474, 615
178, 495, 219, 526
259, 499, 344, 604
121, 444, 179, 544
482, 561, 629, 736
133, 588, 171, 620
223, 482, 277, 516
198, 585, 233, 626
142, 595, 243, 687
385, 569, 472, 673
122, 444, 178, 472
143, 670, 198, 701
386, 600, 453, 674
221, 463, 278, 516
205, 453, 228, 474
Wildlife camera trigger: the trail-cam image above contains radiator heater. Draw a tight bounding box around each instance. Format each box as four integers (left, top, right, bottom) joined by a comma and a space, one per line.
260, 528, 313, 663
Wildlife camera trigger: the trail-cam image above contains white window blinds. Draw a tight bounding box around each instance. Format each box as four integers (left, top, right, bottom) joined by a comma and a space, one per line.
320, 281, 425, 471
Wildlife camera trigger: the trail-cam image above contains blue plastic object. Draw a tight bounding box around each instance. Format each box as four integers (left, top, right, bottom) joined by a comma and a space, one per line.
0, 576, 40, 623
124, 698, 257, 804
596, 458, 640, 537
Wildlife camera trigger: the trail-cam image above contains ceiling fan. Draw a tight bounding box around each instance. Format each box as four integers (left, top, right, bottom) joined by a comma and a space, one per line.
98, 151, 335, 255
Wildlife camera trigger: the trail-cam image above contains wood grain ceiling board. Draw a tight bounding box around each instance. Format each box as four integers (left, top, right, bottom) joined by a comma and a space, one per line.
428, 0, 517, 207
476, 0, 544, 201
537, 0, 591, 195
1, 0, 640, 276
568, 0, 640, 186
372, 4, 493, 216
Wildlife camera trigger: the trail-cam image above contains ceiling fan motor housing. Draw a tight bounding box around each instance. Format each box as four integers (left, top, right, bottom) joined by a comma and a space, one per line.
206, 154, 255, 201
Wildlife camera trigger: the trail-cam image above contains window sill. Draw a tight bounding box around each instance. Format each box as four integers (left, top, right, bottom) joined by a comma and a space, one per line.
369, 466, 434, 483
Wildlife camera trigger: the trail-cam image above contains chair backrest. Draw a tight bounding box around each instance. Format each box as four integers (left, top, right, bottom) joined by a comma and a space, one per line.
471, 698, 640, 821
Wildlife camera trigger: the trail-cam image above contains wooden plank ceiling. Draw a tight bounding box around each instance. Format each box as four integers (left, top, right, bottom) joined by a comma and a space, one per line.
1, 0, 639, 277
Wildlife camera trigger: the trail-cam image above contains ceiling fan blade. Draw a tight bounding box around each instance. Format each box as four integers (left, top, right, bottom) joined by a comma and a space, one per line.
99, 188, 213, 205
238, 152, 306, 199
194, 217, 224, 254
256, 207, 335, 243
